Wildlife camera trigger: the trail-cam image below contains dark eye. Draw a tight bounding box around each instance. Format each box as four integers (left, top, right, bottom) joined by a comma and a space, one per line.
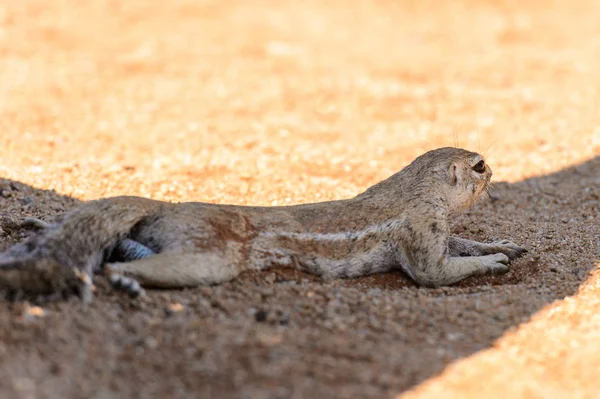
472, 160, 486, 174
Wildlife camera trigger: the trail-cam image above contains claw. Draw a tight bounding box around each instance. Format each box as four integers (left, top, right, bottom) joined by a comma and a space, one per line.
491, 240, 528, 260
104, 264, 143, 298
72, 267, 94, 303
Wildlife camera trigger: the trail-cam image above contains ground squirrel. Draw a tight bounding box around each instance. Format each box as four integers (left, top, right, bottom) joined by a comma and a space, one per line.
0, 147, 526, 301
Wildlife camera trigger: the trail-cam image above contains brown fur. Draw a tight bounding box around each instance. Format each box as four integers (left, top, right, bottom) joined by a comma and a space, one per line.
0, 147, 526, 300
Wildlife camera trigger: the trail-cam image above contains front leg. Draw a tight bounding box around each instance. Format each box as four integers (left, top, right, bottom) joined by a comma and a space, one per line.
448, 236, 526, 259
400, 222, 522, 286
412, 253, 510, 287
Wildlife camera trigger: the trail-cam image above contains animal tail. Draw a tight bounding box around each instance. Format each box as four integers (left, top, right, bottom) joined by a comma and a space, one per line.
0, 196, 160, 300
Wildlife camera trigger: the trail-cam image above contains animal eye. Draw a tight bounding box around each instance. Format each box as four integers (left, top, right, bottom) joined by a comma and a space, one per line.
472, 160, 485, 173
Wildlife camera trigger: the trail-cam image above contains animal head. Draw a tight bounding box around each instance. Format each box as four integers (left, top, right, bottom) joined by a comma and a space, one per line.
406, 147, 492, 214
440, 148, 492, 214
363, 147, 492, 215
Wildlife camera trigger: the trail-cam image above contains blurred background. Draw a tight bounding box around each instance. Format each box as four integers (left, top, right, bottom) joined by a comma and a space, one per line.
1, 2, 600, 398
0, 0, 598, 205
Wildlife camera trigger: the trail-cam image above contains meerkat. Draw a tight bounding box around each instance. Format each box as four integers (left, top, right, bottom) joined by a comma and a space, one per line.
0, 147, 526, 301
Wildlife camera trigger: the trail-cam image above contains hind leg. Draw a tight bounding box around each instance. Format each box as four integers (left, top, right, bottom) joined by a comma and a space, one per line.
105, 250, 243, 296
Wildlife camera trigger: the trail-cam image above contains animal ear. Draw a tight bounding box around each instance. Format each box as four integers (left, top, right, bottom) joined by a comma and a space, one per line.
448, 163, 458, 185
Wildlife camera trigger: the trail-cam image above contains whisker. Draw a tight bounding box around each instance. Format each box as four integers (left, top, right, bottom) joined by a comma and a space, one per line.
483, 137, 502, 158
485, 182, 504, 203
451, 124, 462, 148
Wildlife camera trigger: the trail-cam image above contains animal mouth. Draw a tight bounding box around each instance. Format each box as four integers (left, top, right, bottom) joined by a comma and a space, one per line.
481, 176, 493, 199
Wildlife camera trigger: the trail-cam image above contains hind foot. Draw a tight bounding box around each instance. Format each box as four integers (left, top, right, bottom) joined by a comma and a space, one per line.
105, 264, 143, 298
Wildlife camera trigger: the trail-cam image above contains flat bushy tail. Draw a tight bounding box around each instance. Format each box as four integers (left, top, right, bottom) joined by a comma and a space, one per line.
0, 196, 159, 300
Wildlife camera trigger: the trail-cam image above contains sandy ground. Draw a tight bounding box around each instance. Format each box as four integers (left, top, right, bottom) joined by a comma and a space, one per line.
0, 0, 599, 398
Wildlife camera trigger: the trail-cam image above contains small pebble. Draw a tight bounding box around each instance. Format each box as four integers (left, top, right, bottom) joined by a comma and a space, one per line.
264, 273, 277, 284
144, 337, 158, 349
22, 196, 35, 206
167, 303, 185, 314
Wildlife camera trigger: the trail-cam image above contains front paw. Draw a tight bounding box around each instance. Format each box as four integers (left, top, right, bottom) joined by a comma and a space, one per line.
491, 240, 527, 260
483, 253, 510, 275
